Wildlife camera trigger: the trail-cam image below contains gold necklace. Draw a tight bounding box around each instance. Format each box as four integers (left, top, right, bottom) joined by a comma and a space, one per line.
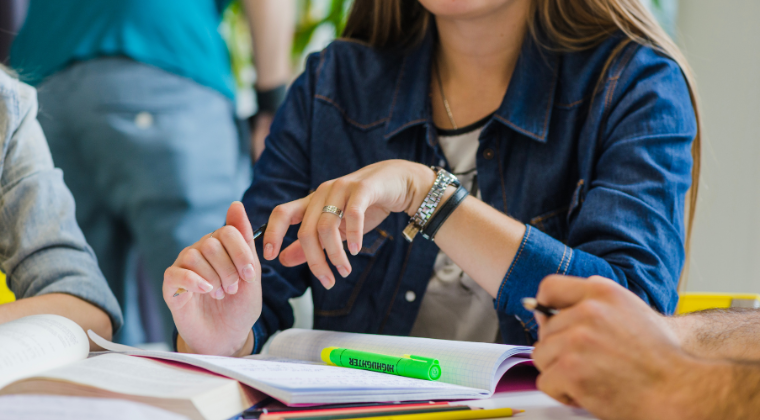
434, 59, 458, 130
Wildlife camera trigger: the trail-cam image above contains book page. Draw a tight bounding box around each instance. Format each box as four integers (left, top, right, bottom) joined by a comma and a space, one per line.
35, 353, 239, 399
0, 395, 189, 420
0, 314, 88, 388
268, 329, 533, 391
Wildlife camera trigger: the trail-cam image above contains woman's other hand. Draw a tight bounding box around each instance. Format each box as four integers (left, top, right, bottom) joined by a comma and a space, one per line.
163, 201, 261, 356
262, 160, 437, 289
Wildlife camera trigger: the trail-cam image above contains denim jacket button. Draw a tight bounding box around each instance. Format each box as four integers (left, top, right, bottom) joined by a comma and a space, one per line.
134, 111, 154, 129
483, 148, 495, 160
405, 290, 416, 302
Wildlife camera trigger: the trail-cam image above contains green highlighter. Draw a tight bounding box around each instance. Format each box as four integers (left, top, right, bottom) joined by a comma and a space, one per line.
321, 347, 442, 381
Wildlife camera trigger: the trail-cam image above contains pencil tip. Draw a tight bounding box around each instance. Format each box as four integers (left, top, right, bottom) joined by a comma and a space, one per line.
172, 292, 180, 297
521, 297, 537, 310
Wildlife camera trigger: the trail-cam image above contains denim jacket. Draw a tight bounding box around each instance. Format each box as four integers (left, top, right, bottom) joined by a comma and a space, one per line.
0, 70, 123, 331
243, 30, 696, 350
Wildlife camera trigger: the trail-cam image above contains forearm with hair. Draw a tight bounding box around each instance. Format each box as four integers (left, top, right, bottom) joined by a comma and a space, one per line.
724, 360, 760, 419
670, 308, 760, 361
661, 357, 760, 420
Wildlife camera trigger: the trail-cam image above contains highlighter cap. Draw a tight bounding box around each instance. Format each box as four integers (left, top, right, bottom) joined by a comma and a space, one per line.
398, 355, 442, 380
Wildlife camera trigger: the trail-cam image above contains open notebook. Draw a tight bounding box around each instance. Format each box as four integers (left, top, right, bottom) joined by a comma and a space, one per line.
91, 328, 534, 405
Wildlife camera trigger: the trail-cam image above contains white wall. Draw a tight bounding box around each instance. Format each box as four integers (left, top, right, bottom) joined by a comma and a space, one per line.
678, 1, 760, 293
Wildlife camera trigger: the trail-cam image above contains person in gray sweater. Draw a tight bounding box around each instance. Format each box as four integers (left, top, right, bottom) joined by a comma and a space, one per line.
0, 67, 122, 348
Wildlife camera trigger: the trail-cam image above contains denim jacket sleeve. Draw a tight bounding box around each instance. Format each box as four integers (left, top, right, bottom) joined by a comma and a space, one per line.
495, 45, 696, 332
0, 71, 123, 332
242, 54, 320, 353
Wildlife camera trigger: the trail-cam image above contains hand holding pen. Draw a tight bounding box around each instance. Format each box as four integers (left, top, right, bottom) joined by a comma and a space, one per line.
163, 202, 263, 357
528, 275, 685, 416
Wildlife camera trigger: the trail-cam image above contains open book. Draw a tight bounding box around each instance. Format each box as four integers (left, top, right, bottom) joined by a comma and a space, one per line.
0, 315, 534, 413
0, 315, 259, 420
90, 328, 535, 405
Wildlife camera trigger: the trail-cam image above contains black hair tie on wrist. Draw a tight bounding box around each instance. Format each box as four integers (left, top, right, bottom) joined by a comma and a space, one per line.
422, 185, 469, 241
255, 84, 288, 114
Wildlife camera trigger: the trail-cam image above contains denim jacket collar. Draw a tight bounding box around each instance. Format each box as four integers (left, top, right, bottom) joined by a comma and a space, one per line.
384, 27, 560, 143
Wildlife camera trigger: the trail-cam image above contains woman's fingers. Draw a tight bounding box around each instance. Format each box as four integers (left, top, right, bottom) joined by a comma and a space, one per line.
199, 235, 240, 299
226, 201, 255, 246
164, 266, 215, 308
296, 185, 336, 288
318, 181, 351, 277
215, 225, 257, 288
343, 186, 372, 255
175, 247, 222, 288
264, 196, 309, 260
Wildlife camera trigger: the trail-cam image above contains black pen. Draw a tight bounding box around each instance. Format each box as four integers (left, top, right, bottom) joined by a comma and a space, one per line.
521, 297, 559, 318
173, 223, 268, 297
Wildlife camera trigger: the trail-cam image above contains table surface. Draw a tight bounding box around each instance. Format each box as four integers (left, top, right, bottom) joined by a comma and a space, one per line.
461, 391, 598, 420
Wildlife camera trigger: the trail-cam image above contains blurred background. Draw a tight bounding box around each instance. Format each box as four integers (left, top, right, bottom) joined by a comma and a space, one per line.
0, 0, 758, 341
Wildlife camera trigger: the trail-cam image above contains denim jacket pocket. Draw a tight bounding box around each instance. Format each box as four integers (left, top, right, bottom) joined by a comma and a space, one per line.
528, 179, 586, 244
530, 205, 570, 244
312, 227, 392, 317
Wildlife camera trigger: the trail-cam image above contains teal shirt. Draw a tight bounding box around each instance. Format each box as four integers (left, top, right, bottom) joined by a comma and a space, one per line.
11, 0, 235, 99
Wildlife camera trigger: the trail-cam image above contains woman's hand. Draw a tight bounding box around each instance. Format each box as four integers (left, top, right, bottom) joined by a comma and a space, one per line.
163, 202, 262, 356
263, 160, 437, 289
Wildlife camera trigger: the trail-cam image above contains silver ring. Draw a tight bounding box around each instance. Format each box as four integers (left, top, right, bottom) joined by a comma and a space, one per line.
322, 205, 344, 219
209, 229, 217, 238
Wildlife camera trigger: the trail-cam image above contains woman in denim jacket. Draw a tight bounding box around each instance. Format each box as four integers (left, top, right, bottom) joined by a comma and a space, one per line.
0, 67, 122, 347
165, 0, 700, 356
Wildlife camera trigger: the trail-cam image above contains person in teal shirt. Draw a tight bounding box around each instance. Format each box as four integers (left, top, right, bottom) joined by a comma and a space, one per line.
13, 0, 237, 99
11, 0, 294, 345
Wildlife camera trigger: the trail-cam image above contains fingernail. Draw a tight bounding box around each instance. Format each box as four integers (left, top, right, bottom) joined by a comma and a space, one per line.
349, 243, 359, 256
226, 280, 239, 294
318, 275, 334, 290
212, 288, 225, 300
200, 281, 214, 292
336, 265, 350, 278
264, 243, 274, 259
242, 264, 256, 282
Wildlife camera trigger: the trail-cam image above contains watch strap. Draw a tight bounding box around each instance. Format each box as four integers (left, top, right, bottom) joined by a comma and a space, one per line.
421, 185, 469, 241
403, 167, 459, 242
256, 84, 288, 114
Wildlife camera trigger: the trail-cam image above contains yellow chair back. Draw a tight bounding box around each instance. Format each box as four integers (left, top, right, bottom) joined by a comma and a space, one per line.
0, 272, 15, 304
677, 292, 760, 314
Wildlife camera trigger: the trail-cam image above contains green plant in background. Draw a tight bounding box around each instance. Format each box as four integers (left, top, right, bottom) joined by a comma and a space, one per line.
221, 0, 352, 116
221, 1, 254, 90
293, 0, 352, 64
222, 0, 352, 90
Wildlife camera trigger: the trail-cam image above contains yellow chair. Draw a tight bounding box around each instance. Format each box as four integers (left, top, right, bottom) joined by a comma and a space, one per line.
677, 292, 760, 315
0, 272, 15, 304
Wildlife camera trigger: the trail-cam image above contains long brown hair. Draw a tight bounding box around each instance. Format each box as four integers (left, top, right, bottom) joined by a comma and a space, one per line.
343, 0, 701, 290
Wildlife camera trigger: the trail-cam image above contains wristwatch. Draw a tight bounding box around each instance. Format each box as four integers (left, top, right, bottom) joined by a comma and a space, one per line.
403, 167, 460, 242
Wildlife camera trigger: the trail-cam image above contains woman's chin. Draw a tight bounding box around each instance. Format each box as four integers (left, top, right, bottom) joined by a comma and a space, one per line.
418, 0, 522, 20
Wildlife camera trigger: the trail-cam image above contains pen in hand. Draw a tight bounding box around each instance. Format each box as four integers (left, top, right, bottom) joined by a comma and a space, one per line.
173, 223, 268, 297
521, 297, 559, 318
